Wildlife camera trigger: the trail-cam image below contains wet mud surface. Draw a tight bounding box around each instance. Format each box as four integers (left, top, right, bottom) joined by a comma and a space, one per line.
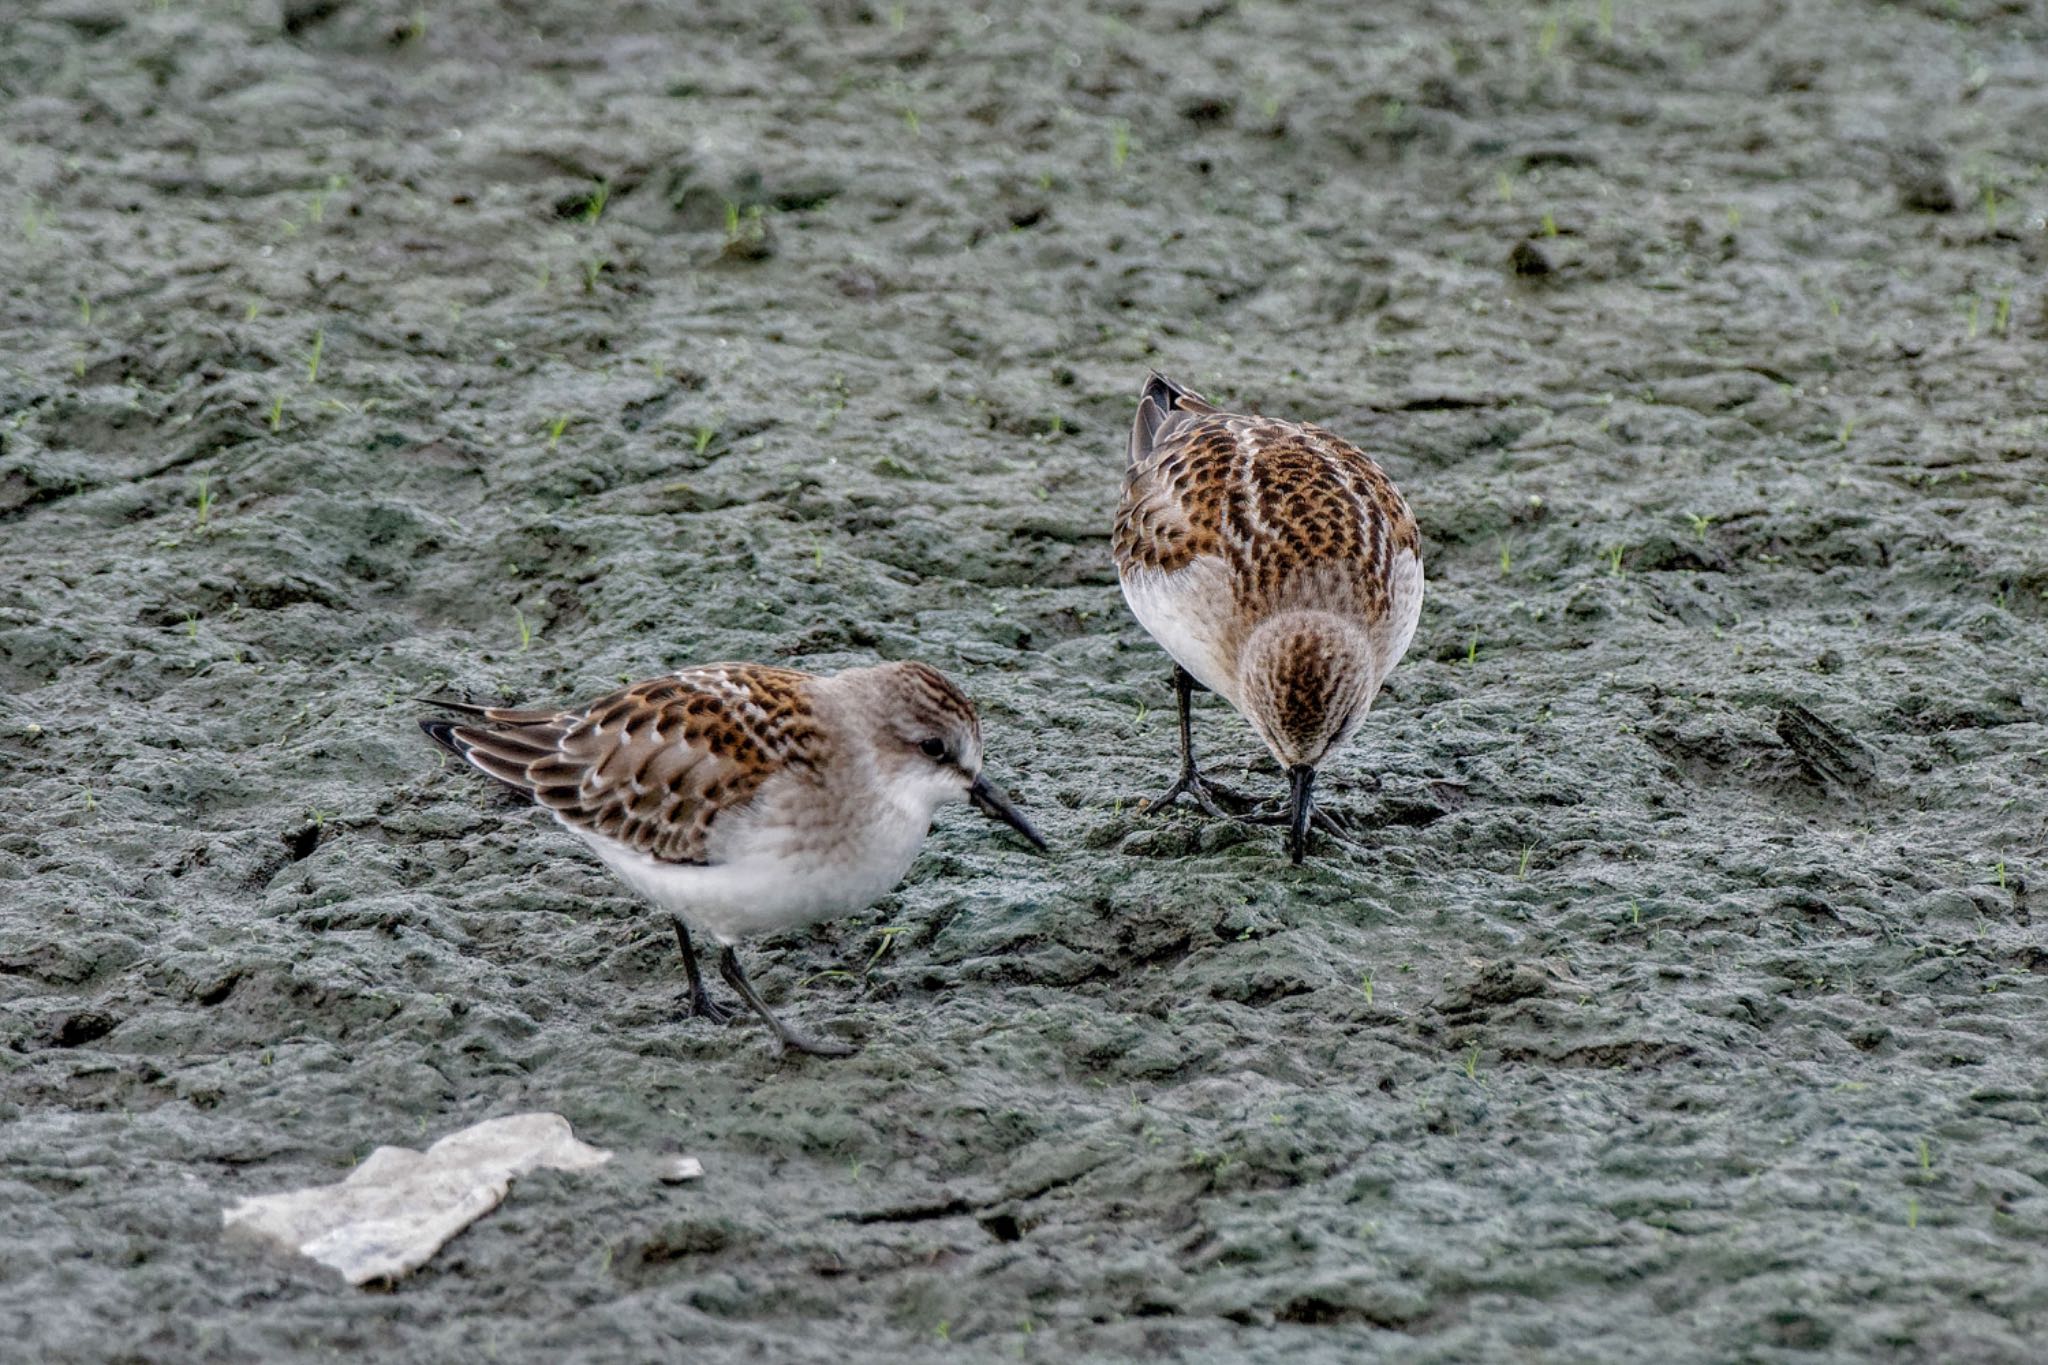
3, 0, 2046, 1359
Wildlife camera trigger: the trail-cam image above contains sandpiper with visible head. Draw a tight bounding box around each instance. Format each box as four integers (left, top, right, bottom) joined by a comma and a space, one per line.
420, 661, 1046, 1057
1113, 373, 1423, 863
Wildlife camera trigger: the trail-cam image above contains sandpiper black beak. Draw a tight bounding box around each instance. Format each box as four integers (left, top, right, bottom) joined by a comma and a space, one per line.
1287, 764, 1316, 865
968, 773, 1047, 851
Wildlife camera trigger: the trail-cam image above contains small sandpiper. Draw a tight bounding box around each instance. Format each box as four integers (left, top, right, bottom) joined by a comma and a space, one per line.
1113, 373, 1423, 863
420, 661, 1046, 1057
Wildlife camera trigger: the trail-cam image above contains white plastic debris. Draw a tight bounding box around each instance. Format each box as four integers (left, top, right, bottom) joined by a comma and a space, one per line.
657, 1155, 704, 1184
221, 1112, 612, 1286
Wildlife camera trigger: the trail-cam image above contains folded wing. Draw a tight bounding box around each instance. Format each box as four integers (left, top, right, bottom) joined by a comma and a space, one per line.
420, 666, 822, 864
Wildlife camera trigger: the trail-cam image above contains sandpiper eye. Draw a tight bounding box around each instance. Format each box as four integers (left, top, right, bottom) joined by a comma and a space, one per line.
919, 737, 948, 762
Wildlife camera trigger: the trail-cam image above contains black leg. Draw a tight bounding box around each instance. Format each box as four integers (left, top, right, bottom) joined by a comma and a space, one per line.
718, 946, 857, 1059
1143, 665, 1255, 817
671, 918, 735, 1025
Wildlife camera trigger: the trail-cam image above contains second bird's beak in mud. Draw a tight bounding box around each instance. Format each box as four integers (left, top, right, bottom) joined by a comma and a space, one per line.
968, 774, 1048, 850
1287, 764, 1316, 865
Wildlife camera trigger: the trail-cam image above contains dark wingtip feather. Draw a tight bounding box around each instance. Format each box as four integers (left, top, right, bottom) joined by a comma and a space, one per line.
415, 695, 493, 716
1140, 371, 1189, 406
419, 716, 540, 802
1129, 372, 1217, 467
419, 717, 465, 756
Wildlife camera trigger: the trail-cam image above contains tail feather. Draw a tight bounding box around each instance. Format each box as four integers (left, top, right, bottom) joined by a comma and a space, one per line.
1129, 371, 1219, 467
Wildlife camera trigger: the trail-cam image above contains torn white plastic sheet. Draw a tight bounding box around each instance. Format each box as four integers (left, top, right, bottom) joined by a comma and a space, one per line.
221, 1112, 612, 1286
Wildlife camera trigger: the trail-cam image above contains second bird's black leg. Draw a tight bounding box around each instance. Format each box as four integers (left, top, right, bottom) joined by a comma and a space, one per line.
1143, 665, 1255, 817
671, 917, 735, 1025
718, 946, 857, 1059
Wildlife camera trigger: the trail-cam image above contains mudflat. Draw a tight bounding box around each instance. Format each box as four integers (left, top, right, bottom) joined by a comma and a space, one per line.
2, 1, 2044, 1360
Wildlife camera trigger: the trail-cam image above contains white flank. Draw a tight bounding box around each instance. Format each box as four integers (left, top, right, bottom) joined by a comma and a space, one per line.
1119, 560, 1239, 704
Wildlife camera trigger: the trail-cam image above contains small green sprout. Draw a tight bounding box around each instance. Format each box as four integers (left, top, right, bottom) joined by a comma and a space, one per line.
582, 179, 610, 225
1965, 295, 1981, 339
1361, 973, 1374, 1004
1993, 290, 2011, 336
1605, 544, 1626, 576
545, 414, 571, 450
1517, 844, 1532, 878
865, 924, 908, 974
1496, 170, 1514, 203
1725, 205, 1741, 230
1837, 418, 1854, 447
79, 295, 93, 326
1540, 211, 1558, 237
1918, 1137, 1933, 1175
245, 300, 261, 322
1463, 1044, 1480, 1079
1497, 537, 1513, 574
1982, 185, 1997, 231
305, 328, 325, 383
185, 612, 199, 639
1598, 0, 1615, 38
1465, 635, 1479, 665
1111, 119, 1131, 169
1629, 899, 1642, 925
1537, 13, 1560, 56
1685, 512, 1712, 541
194, 478, 215, 526
1906, 1197, 1919, 1229
269, 395, 285, 431
1994, 860, 2006, 888
692, 424, 716, 455
720, 203, 768, 258
515, 608, 533, 651
581, 256, 607, 291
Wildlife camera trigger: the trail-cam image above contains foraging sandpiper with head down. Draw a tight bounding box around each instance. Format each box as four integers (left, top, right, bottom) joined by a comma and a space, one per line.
1113, 373, 1423, 863
420, 661, 1046, 1057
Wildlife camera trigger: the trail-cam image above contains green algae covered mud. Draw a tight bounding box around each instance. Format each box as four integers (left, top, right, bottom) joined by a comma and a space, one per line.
3, 1, 2045, 1360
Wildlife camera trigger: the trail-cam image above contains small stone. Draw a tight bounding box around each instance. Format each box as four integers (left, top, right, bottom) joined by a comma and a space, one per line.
1893, 143, 1958, 213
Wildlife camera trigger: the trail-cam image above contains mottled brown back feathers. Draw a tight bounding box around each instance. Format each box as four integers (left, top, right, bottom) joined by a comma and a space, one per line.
423, 664, 827, 864
1114, 381, 1420, 625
